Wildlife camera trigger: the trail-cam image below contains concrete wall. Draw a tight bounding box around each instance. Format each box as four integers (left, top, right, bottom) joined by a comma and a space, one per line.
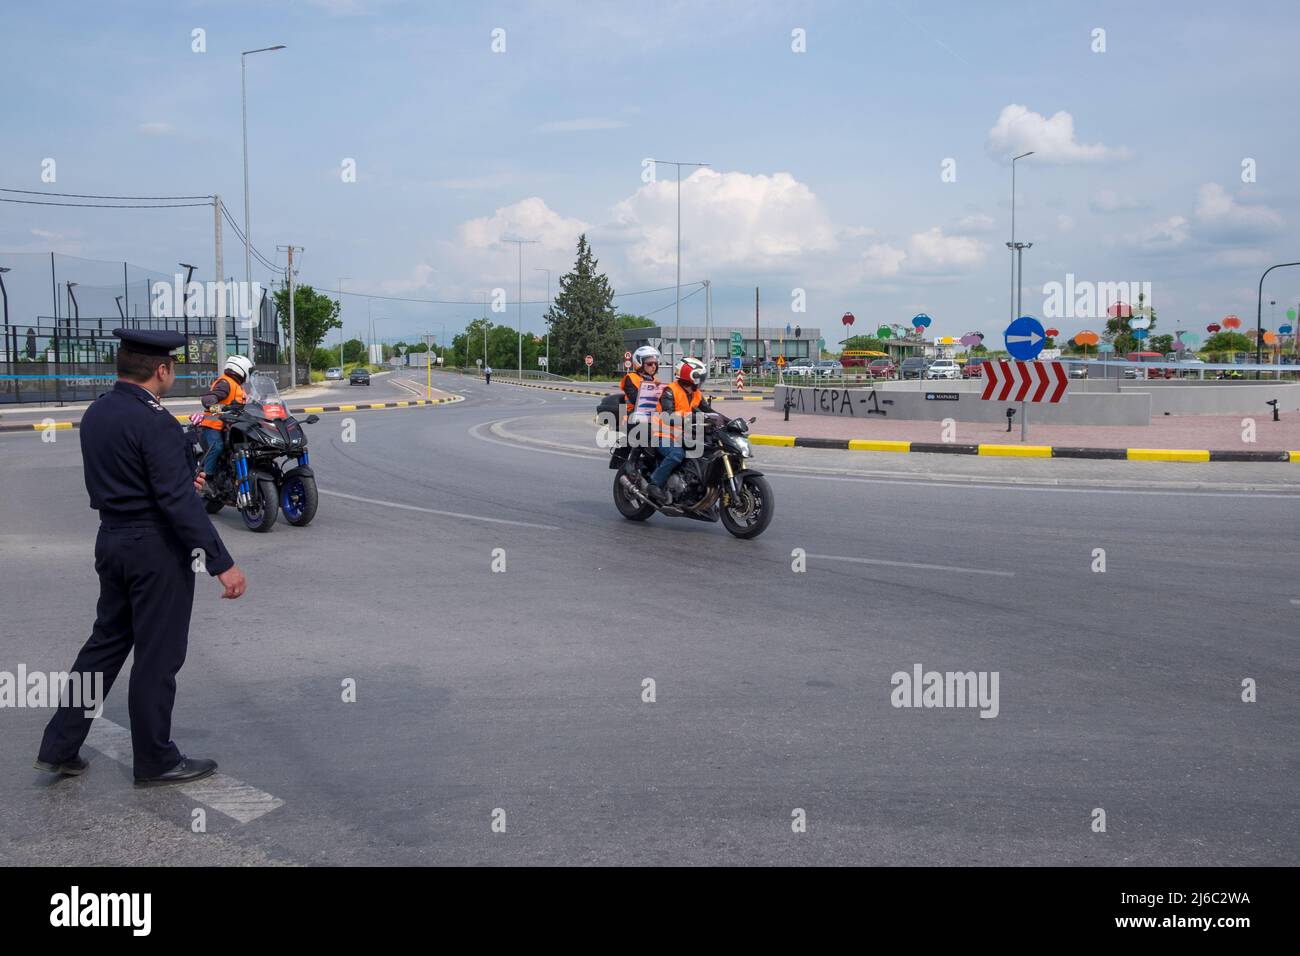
773, 382, 1151, 426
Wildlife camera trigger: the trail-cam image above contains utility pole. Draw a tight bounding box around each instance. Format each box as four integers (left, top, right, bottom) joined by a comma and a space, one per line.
213, 194, 226, 368
337, 277, 349, 368
279, 245, 300, 386
535, 267, 551, 372
755, 286, 760, 372
704, 279, 711, 372
649, 160, 709, 360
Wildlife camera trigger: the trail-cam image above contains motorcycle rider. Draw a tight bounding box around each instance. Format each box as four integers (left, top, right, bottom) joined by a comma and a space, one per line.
644, 357, 715, 505
198, 354, 253, 487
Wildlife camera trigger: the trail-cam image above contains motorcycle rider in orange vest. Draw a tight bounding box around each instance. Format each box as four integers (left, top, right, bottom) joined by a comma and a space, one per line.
645, 357, 714, 505
198, 354, 253, 485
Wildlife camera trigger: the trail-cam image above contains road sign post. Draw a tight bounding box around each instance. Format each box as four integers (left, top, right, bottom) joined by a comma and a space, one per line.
585, 353, 594, 381
980, 359, 1068, 440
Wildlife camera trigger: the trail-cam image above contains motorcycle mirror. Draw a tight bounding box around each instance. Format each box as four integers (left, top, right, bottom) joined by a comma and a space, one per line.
748, 416, 757, 423
305, 414, 320, 425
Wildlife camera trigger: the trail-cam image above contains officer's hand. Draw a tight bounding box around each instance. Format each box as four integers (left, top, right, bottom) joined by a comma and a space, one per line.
193, 470, 206, 494
218, 565, 247, 599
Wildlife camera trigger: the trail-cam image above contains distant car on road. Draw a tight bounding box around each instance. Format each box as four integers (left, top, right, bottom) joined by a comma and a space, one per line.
325, 367, 343, 381
784, 359, 816, 377
814, 360, 843, 377
868, 358, 897, 379
925, 359, 960, 380
349, 368, 372, 386
899, 357, 928, 379
1069, 364, 1089, 379
961, 358, 987, 378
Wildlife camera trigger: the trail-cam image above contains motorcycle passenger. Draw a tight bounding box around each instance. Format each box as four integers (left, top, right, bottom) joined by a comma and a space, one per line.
645, 357, 714, 505
621, 346, 661, 419
199, 354, 253, 485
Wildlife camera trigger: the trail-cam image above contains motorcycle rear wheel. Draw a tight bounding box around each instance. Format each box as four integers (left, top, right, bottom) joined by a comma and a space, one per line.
613, 471, 655, 521
720, 474, 774, 539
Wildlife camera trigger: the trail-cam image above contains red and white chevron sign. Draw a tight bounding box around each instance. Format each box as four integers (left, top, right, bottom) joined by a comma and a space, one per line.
980, 360, 1068, 403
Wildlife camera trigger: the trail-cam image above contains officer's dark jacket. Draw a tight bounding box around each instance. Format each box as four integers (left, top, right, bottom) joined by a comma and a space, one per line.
80, 381, 234, 576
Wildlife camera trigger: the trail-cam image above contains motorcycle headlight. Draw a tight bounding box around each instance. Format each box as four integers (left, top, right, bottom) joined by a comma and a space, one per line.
734, 437, 752, 458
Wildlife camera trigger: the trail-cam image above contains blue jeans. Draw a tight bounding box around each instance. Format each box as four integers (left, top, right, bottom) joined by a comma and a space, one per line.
649, 445, 684, 486
201, 429, 225, 478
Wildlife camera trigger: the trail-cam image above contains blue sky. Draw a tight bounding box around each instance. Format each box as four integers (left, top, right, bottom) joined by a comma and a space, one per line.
3, 0, 1299, 347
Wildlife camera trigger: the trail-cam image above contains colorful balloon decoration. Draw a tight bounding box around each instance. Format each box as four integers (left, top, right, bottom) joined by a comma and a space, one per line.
1129, 314, 1152, 330
1045, 327, 1060, 338
1223, 315, 1241, 330
1280, 325, 1294, 335
1206, 323, 1221, 334
912, 313, 932, 330
1108, 302, 1133, 318
1264, 330, 1279, 346
1074, 330, 1100, 346
1132, 328, 1149, 340
876, 325, 892, 340
842, 312, 855, 327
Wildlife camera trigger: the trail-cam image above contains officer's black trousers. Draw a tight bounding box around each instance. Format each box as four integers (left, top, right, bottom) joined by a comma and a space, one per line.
39, 526, 195, 777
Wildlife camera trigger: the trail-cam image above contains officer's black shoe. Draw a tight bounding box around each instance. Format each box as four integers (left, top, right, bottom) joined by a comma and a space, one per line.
645, 484, 669, 506
34, 756, 89, 776
134, 756, 217, 786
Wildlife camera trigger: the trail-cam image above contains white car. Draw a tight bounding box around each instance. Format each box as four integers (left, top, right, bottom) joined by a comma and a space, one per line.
925, 359, 960, 380
784, 361, 816, 377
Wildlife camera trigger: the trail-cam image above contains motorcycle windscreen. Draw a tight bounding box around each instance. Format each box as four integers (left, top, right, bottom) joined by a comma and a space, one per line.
246, 371, 288, 419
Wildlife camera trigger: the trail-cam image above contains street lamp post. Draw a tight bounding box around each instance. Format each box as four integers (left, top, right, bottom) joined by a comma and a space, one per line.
1006, 151, 1034, 323
0, 266, 10, 364
502, 236, 537, 380
650, 159, 709, 362
1256, 261, 1300, 378
240, 43, 286, 359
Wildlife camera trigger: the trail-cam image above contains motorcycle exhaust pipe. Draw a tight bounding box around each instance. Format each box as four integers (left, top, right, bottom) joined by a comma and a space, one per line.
619, 474, 651, 505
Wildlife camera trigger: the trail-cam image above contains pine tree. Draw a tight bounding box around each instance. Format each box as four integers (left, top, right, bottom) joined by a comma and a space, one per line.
545, 234, 621, 375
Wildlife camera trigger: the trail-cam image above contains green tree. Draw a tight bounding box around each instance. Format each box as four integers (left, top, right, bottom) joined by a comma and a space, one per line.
1203, 331, 1252, 360
452, 317, 494, 368
1149, 334, 1174, 355
341, 338, 365, 364
309, 347, 336, 371
840, 335, 886, 353
1104, 290, 1157, 354
616, 313, 653, 330
274, 285, 342, 382
545, 234, 620, 375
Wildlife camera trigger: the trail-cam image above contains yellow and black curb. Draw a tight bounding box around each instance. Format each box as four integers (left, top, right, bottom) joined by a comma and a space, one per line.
0, 396, 463, 433
492, 378, 766, 401
748, 434, 1298, 463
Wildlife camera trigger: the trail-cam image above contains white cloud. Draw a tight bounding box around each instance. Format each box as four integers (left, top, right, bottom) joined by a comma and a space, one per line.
1090, 189, 1143, 213
1193, 183, 1283, 240
1057, 214, 1075, 233
604, 168, 838, 277
139, 121, 173, 135
986, 104, 1130, 164
905, 227, 988, 275
537, 118, 629, 133
1128, 215, 1190, 251
457, 196, 590, 256
953, 213, 996, 233
862, 243, 906, 278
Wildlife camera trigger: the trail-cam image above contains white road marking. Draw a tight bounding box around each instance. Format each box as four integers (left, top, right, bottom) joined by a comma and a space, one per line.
320, 488, 559, 530
86, 718, 284, 823
806, 552, 1015, 578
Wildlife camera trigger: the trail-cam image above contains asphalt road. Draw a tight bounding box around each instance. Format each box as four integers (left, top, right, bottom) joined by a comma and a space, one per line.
2, 369, 1296, 865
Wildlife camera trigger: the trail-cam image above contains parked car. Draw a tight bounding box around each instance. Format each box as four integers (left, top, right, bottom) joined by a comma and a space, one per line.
1069, 365, 1089, 379
925, 359, 960, 380
784, 359, 816, 377
961, 358, 987, 378
899, 357, 929, 379
814, 360, 843, 377
325, 367, 343, 381
868, 358, 897, 379
349, 368, 372, 386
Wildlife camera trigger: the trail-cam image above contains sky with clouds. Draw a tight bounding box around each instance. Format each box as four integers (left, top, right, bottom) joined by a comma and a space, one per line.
2, 0, 1299, 346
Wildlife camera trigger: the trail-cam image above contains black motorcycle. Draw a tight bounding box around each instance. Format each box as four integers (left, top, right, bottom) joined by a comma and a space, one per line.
602, 402, 775, 539
185, 374, 320, 533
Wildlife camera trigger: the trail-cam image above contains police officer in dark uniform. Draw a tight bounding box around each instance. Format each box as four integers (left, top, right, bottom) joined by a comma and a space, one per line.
35, 329, 246, 785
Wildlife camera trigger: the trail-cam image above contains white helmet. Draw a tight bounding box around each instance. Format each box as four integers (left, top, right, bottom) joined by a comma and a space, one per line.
632, 345, 661, 371
223, 354, 254, 380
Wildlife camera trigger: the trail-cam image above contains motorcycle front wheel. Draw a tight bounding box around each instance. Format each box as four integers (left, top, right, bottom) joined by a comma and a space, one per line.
720, 473, 774, 539
240, 478, 280, 533
281, 474, 319, 527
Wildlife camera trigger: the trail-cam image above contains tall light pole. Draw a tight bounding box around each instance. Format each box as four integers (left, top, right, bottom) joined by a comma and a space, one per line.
240, 43, 286, 351
502, 236, 537, 379
1256, 262, 1300, 378
650, 159, 709, 362
1006, 151, 1033, 322
535, 267, 551, 371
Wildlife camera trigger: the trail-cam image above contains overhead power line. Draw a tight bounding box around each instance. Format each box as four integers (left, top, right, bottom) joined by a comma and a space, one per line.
0, 197, 210, 209
308, 279, 705, 306
0, 187, 212, 200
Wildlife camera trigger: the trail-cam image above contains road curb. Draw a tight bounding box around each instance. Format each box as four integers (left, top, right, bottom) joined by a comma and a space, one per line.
748, 433, 1297, 463
0, 395, 465, 432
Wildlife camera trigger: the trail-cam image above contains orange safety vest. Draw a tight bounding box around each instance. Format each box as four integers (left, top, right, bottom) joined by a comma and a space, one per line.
653, 381, 702, 442
200, 373, 246, 430
621, 371, 643, 414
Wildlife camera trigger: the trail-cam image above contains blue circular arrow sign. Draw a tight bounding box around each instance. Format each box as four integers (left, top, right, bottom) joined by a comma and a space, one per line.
1004, 315, 1046, 361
